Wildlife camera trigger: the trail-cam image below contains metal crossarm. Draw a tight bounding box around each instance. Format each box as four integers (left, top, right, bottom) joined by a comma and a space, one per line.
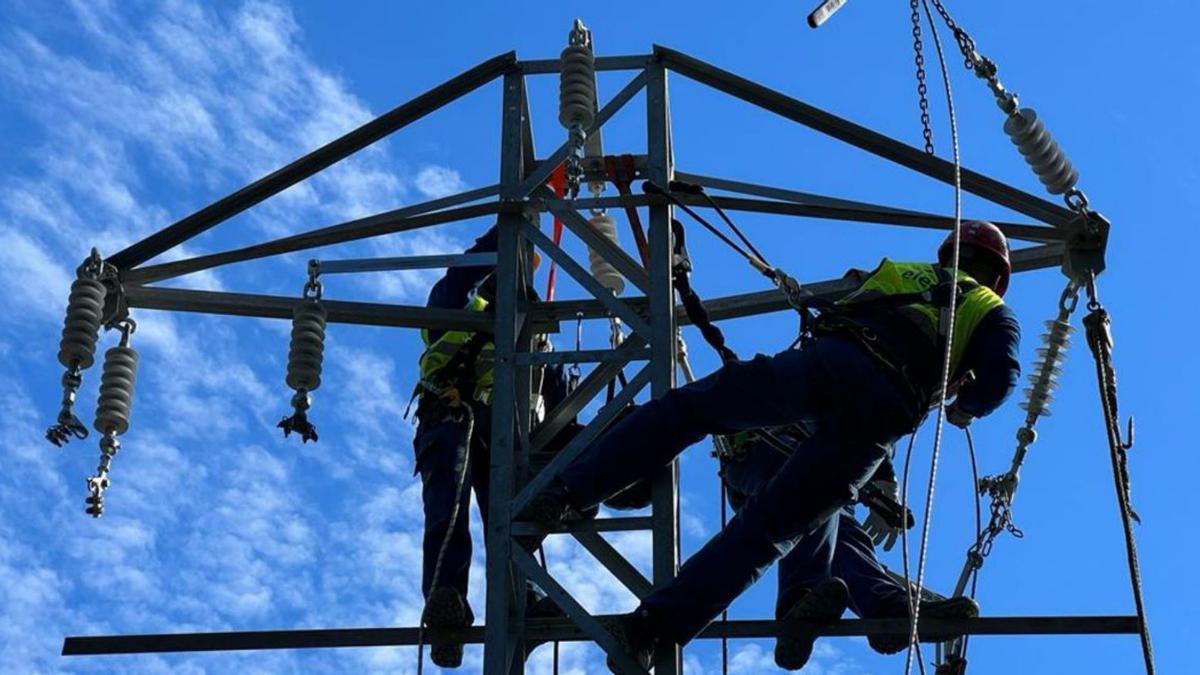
63, 615, 1141, 655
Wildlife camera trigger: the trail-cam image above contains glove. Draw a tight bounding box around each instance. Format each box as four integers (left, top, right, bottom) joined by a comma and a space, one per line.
860, 480, 901, 551
946, 403, 974, 429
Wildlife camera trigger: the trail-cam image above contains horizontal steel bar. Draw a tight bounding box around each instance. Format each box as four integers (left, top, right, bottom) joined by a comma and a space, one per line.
515, 348, 652, 366
316, 252, 497, 274
510, 516, 652, 536
543, 192, 1063, 243
124, 286, 491, 332
109, 52, 516, 269
655, 46, 1077, 228
673, 172, 1063, 243
529, 244, 1063, 325
520, 54, 652, 74
124, 197, 502, 285
62, 615, 1140, 654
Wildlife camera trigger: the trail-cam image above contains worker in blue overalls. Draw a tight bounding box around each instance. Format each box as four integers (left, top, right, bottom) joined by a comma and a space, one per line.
526, 221, 1022, 671
721, 429, 979, 670
413, 225, 572, 668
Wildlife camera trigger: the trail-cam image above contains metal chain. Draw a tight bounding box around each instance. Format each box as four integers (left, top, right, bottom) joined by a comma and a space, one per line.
927, 0, 977, 68
910, 0, 934, 154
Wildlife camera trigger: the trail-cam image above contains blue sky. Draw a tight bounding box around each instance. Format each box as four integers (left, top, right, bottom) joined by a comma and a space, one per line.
1, 1, 1195, 673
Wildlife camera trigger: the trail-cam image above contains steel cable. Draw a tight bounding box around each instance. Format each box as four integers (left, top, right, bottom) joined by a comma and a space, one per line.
903, 2, 964, 672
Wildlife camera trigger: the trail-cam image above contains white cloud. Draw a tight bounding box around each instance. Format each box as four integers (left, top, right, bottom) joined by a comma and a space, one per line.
0, 1, 472, 672
415, 166, 468, 200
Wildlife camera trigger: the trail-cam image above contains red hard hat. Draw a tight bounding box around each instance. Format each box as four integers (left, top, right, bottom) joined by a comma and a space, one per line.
938, 220, 1011, 296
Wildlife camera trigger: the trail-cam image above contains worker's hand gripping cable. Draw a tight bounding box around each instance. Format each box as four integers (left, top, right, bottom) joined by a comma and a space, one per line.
278, 260, 327, 444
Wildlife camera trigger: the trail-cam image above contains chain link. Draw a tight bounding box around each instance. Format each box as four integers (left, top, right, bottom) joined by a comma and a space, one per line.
927, 0, 977, 69
910, 0, 934, 155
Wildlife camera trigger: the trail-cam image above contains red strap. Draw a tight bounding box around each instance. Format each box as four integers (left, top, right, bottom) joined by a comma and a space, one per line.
545, 164, 566, 301
605, 154, 650, 269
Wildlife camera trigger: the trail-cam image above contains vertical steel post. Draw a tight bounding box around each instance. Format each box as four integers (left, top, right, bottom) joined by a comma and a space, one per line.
484, 68, 525, 675
646, 58, 682, 675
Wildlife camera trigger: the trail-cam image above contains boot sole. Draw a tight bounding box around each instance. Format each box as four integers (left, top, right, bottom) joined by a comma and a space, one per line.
776, 578, 850, 670
868, 597, 981, 655
425, 588, 467, 668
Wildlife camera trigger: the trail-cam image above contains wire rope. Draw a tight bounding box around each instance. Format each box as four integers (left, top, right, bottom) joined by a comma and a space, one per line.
902, 1, 965, 673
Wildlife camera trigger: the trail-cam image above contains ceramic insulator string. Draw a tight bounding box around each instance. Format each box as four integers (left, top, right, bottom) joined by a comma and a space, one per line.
58, 277, 106, 369
287, 299, 327, 393
586, 212, 625, 295
1003, 108, 1079, 196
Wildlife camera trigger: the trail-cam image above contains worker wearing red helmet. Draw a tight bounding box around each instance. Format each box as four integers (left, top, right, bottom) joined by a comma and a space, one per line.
526, 220, 1022, 671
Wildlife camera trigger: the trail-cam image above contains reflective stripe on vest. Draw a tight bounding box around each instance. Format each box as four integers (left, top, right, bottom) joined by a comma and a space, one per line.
836, 259, 1004, 376
419, 294, 495, 404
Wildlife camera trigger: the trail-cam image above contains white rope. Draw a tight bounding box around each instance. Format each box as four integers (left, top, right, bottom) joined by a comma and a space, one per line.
903, 1, 964, 673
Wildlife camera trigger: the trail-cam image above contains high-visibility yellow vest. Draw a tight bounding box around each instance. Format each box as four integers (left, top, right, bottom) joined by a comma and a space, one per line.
419, 294, 495, 404
829, 259, 1005, 377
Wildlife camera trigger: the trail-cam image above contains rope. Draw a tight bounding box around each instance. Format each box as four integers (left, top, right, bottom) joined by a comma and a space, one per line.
720, 477, 730, 675
961, 426, 983, 660
1084, 294, 1155, 674
416, 404, 475, 675
903, 2, 964, 672
898, 431, 928, 673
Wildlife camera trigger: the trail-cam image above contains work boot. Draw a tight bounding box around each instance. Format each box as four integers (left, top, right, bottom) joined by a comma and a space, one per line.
423, 586, 470, 668
775, 577, 850, 671
520, 479, 574, 525
604, 610, 655, 673
867, 596, 980, 655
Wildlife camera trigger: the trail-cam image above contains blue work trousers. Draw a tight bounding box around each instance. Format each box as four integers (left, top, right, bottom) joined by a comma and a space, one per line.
557, 336, 917, 644
723, 445, 910, 620
412, 400, 493, 608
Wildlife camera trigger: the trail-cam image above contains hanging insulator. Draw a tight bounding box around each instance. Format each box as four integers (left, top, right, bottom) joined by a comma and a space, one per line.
286, 299, 327, 393
558, 19, 596, 199
1020, 318, 1073, 417
586, 212, 625, 295
48, 253, 109, 447
1003, 108, 1079, 196
58, 277, 106, 370
94, 343, 138, 436
279, 276, 327, 443
558, 21, 595, 130
86, 320, 138, 517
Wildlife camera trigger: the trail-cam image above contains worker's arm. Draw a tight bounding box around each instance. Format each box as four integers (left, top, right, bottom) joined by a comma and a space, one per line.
953, 304, 1021, 419
426, 225, 499, 310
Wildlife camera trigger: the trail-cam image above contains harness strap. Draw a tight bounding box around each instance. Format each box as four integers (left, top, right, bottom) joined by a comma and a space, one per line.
671, 219, 738, 363
545, 164, 567, 301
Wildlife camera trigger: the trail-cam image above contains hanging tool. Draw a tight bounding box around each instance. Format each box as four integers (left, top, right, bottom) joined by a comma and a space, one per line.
85, 317, 139, 517
48, 249, 112, 447
279, 260, 327, 443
